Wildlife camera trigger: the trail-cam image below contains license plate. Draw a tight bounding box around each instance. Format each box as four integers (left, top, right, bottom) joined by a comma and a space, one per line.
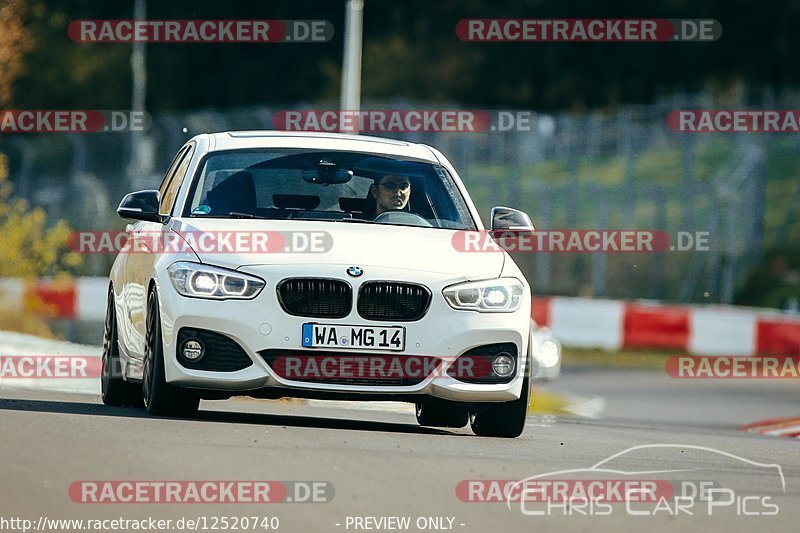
301, 323, 405, 351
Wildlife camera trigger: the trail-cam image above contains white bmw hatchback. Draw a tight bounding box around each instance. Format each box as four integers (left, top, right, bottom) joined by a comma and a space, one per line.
103, 131, 535, 437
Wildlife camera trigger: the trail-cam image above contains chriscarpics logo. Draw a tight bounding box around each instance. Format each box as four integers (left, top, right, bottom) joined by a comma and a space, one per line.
458, 444, 786, 518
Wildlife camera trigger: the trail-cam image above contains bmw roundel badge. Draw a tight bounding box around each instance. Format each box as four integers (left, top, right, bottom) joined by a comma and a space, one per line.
346, 266, 363, 277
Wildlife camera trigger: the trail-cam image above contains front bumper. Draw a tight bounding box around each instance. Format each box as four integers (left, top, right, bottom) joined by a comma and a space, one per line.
155, 264, 531, 403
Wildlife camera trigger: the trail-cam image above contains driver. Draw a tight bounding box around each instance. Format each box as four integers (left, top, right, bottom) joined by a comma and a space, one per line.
370, 174, 411, 215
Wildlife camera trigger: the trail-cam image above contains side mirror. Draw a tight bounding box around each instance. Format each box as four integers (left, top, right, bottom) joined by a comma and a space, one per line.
117, 190, 164, 223
490, 206, 534, 234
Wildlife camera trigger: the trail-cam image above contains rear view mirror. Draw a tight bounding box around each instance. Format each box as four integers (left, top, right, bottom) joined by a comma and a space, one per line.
301, 169, 354, 185
117, 190, 164, 223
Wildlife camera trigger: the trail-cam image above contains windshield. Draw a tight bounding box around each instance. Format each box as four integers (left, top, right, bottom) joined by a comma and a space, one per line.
181, 149, 476, 230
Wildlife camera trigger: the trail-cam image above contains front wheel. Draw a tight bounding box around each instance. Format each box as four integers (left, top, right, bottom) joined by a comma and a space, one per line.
469, 376, 530, 438
142, 286, 199, 417
101, 287, 143, 407
469, 345, 532, 438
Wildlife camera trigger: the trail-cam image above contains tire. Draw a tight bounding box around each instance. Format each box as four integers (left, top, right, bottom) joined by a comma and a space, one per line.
101, 287, 144, 407
142, 286, 200, 417
469, 347, 532, 438
415, 400, 469, 428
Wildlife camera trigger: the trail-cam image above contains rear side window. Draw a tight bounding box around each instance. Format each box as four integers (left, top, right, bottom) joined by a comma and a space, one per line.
158, 147, 189, 202
160, 145, 194, 215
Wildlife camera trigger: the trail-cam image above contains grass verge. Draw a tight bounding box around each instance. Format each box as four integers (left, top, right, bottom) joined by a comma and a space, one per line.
529, 386, 570, 414
561, 347, 679, 370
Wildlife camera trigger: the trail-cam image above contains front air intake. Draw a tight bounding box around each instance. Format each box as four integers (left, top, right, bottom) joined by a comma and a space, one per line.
277, 278, 352, 318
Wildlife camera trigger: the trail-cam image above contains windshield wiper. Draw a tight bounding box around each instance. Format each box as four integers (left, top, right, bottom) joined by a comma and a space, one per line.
228, 212, 270, 219
338, 218, 375, 224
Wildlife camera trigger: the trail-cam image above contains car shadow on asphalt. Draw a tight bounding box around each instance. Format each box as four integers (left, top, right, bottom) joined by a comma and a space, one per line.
0, 395, 461, 437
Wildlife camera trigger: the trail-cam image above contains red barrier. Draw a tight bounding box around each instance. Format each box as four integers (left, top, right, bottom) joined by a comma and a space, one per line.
756, 320, 800, 356
623, 303, 689, 350
531, 297, 551, 327
23, 280, 77, 319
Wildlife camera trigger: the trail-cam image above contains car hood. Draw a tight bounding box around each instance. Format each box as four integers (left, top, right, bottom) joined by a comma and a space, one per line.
169, 218, 504, 278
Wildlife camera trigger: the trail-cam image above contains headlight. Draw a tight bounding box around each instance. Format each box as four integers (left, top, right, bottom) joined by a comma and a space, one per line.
443, 278, 524, 312
538, 340, 560, 368
531, 326, 561, 368
168, 262, 265, 300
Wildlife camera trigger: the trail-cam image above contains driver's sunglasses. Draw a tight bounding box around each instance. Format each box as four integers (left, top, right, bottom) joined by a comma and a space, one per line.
380, 181, 411, 192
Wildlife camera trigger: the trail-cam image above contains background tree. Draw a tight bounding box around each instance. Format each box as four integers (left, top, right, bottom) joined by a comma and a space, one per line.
0, 0, 33, 106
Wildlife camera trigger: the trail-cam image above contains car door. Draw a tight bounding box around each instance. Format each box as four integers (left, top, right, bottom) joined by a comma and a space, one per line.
123, 144, 194, 360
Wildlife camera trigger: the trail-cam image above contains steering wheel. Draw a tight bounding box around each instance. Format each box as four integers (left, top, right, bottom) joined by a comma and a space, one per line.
373, 210, 433, 227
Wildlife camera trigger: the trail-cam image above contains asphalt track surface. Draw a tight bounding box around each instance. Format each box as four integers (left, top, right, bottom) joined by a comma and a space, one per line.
0, 368, 798, 533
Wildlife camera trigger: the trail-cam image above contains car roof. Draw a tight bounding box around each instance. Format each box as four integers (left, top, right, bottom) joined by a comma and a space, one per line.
199, 131, 440, 162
